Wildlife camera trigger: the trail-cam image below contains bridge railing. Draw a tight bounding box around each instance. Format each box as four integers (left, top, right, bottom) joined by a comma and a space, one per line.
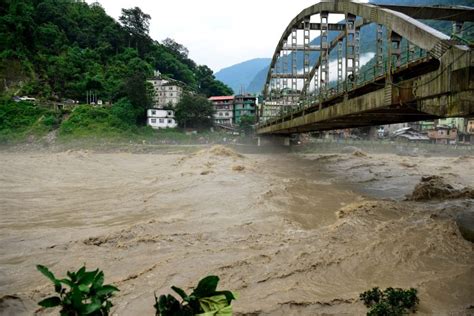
259, 48, 430, 127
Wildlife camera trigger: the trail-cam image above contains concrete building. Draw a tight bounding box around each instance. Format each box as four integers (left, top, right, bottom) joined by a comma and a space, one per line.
234, 94, 257, 124
427, 125, 457, 144
148, 71, 183, 108
147, 109, 177, 129
419, 120, 435, 131
209, 96, 234, 126
468, 119, 474, 134
437, 118, 466, 133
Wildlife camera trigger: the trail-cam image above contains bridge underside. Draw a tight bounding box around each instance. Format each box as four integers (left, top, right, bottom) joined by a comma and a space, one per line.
258, 57, 474, 135
259, 105, 438, 135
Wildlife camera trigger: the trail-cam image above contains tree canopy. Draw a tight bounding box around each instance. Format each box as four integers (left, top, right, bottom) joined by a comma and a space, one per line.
0, 0, 233, 107
175, 94, 214, 129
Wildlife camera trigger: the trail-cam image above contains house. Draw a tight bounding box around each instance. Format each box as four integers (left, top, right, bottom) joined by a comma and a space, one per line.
209, 96, 234, 127
147, 109, 177, 129
419, 120, 435, 131
427, 125, 457, 144
233, 94, 257, 124
148, 71, 183, 108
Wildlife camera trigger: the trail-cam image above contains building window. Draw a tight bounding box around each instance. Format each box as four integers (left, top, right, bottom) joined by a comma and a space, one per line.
168, 119, 172, 123
152, 110, 156, 115
168, 111, 172, 116
151, 119, 156, 123
170, 93, 173, 97
225, 112, 229, 116
159, 119, 164, 123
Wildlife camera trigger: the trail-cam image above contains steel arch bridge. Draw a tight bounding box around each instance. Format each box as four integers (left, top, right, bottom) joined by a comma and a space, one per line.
257, 0, 474, 135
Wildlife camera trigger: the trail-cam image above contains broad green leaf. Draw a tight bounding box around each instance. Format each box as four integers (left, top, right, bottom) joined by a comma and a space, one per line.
171, 286, 189, 301
214, 291, 236, 304
67, 271, 76, 282
192, 276, 219, 298
92, 271, 104, 290
78, 270, 97, 286
54, 282, 62, 293
36, 265, 57, 283
96, 284, 119, 297
38, 296, 61, 308
59, 278, 73, 287
71, 287, 83, 310
78, 284, 90, 293
76, 266, 86, 279
198, 295, 229, 313
82, 301, 101, 315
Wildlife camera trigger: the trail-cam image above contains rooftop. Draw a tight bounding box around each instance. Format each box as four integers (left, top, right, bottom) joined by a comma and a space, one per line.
209, 96, 234, 101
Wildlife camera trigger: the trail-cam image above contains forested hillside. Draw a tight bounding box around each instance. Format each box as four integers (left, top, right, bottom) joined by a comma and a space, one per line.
0, 0, 232, 102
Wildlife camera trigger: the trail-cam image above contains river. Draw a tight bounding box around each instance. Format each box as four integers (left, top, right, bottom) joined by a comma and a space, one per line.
0, 145, 473, 315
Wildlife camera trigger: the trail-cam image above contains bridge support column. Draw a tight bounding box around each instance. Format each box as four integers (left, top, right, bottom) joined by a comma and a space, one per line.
257, 135, 291, 147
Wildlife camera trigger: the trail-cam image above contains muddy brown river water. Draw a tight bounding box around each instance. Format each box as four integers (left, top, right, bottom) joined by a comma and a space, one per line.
0, 146, 473, 315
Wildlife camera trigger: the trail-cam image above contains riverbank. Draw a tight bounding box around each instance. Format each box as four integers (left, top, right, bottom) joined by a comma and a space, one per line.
0, 145, 472, 315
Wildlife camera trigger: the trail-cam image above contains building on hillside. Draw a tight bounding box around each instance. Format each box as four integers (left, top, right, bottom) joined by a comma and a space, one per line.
419, 120, 435, 131
467, 119, 474, 134
260, 100, 282, 123
458, 118, 474, 144
427, 125, 457, 144
437, 118, 465, 133
209, 96, 234, 127
147, 109, 177, 129
234, 94, 257, 124
148, 71, 183, 108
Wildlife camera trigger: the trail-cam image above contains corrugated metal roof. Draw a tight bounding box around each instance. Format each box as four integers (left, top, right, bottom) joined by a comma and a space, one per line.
209, 96, 234, 101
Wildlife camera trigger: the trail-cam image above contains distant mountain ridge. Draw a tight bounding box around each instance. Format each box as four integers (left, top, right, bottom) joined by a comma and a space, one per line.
215, 0, 473, 95
214, 58, 271, 95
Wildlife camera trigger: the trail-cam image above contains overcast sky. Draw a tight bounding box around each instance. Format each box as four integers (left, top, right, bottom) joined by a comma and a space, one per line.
86, 0, 351, 72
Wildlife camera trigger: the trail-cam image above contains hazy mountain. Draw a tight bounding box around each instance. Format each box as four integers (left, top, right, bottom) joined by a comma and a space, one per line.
214, 58, 271, 94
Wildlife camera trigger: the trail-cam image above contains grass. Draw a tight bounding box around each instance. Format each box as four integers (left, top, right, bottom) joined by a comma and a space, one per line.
0, 100, 238, 148
0, 99, 60, 144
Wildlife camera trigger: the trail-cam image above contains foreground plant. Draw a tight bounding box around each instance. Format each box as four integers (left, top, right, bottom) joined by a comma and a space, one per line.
154, 275, 236, 316
36, 265, 119, 315
360, 287, 419, 316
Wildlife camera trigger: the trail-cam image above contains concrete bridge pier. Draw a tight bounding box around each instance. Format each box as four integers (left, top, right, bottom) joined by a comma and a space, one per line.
257, 134, 291, 147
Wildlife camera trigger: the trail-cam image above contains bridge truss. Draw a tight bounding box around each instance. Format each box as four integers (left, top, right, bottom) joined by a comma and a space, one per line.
258, 1, 474, 134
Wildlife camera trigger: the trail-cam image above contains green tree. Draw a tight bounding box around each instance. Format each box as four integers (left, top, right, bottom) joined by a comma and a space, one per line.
124, 72, 152, 124
196, 65, 233, 97
119, 7, 151, 53
239, 114, 255, 136
175, 93, 214, 129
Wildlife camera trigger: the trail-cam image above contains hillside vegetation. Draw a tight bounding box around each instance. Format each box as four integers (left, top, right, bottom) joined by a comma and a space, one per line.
0, 0, 232, 101
0, 0, 235, 143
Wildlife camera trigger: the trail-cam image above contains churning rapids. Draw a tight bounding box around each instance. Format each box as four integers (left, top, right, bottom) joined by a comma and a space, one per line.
0, 145, 473, 315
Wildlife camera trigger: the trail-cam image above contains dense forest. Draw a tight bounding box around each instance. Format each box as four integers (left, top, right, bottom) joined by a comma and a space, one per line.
0, 0, 234, 142
0, 0, 233, 103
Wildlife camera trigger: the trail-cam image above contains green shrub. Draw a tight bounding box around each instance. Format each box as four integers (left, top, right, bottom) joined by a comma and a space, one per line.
0, 100, 59, 143
36, 265, 119, 316
154, 275, 236, 316
360, 287, 419, 316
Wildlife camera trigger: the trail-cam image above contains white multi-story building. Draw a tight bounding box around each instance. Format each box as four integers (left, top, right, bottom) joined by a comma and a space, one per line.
147, 109, 178, 129
148, 71, 183, 108
209, 96, 234, 126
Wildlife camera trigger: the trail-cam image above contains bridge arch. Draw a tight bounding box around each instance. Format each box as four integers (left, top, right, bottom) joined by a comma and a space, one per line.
264, 0, 469, 100
258, 1, 473, 135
